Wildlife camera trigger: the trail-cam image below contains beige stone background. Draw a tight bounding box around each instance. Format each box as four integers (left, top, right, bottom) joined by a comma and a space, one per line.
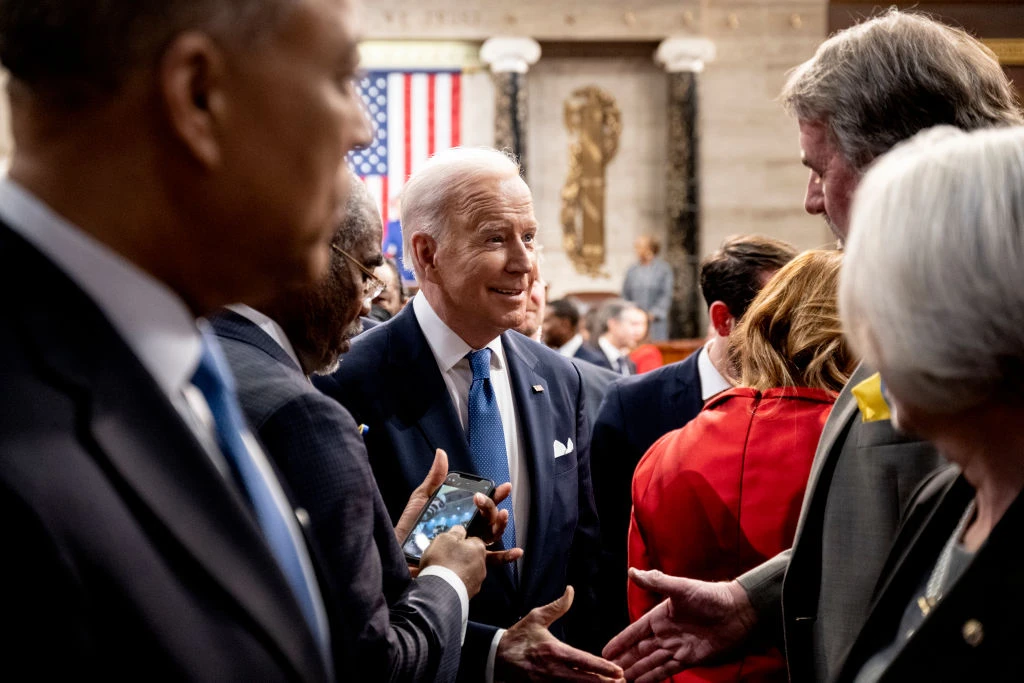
0, 0, 834, 303
357, 0, 834, 301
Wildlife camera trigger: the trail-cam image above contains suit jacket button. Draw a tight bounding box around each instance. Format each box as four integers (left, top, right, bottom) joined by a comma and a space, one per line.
295, 507, 311, 529
962, 619, 984, 647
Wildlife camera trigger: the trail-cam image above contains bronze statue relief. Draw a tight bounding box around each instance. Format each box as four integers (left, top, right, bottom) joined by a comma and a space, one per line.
561, 86, 622, 277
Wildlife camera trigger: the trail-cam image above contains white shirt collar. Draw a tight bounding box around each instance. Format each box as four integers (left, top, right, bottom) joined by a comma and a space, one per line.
558, 333, 584, 358
598, 335, 624, 365
697, 341, 732, 401
226, 304, 304, 372
0, 178, 200, 398
412, 292, 507, 373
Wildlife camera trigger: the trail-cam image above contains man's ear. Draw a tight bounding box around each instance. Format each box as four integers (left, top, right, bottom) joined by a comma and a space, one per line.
158, 31, 227, 168
410, 232, 438, 282
709, 301, 735, 338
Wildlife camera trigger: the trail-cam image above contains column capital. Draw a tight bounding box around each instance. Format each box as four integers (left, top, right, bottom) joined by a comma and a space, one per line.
655, 37, 716, 73
480, 36, 541, 74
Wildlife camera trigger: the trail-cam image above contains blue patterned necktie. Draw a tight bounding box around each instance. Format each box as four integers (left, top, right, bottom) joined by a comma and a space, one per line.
467, 348, 516, 555
616, 356, 631, 376
191, 326, 330, 668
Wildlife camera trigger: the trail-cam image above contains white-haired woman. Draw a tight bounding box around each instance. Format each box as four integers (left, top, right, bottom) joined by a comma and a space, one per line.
835, 125, 1024, 682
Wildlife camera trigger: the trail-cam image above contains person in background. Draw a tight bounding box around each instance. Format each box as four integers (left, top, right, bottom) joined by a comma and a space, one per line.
836, 126, 1024, 683
604, 12, 1021, 683
589, 234, 797, 643
543, 297, 608, 367
0, 0, 371, 676
520, 278, 620, 430
370, 257, 406, 322
629, 250, 855, 683
519, 275, 548, 342
627, 312, 664, 374
594, 298, 647, 376
623, 235, 674, 341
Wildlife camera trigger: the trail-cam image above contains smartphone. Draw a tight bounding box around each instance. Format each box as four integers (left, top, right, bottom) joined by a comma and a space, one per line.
402, 471, 495, 566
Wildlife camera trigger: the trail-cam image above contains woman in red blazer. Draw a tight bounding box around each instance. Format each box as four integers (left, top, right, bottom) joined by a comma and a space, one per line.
628, 250, 856, 682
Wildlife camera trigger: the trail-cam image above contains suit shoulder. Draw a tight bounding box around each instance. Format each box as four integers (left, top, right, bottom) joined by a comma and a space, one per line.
616, 352, 699, 399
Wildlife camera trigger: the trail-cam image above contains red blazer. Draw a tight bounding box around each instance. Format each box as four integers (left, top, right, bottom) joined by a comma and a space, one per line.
628, 386, 835, 682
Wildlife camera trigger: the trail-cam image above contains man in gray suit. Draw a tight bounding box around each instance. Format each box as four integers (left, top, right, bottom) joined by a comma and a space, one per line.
604, 11, 1024, 683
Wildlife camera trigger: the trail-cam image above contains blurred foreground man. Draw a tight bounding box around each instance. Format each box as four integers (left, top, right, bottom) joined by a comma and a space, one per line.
0, 0, 371, 678
213, 181, 496, 682
605, 11, 1023, 683
318, 147, 622, 682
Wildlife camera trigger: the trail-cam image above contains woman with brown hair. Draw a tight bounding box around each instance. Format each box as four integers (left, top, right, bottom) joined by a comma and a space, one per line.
627, 249, 856, 682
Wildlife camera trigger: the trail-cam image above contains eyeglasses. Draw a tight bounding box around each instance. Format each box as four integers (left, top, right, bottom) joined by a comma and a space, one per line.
332, 244, 387, 302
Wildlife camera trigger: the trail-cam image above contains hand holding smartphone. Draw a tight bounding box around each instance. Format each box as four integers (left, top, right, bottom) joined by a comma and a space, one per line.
401, 471, 495, 566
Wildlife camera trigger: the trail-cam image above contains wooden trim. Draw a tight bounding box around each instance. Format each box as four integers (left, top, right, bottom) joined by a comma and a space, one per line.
983, 39, 1024, 66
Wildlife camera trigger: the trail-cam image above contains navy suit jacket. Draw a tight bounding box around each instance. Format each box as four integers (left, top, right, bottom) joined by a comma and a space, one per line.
589, 349, 705, 641
315, 304, 602, 671
212, 310, 464, 682
574, 342, 608, 368
0, 224, 328, 679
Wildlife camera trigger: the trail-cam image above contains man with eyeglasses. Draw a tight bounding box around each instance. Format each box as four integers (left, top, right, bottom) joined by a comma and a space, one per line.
211, 179, 506, 681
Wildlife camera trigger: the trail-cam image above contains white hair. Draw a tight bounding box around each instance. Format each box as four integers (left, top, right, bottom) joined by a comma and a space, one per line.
400, 147, 522, 277
840, 125, 1024, 413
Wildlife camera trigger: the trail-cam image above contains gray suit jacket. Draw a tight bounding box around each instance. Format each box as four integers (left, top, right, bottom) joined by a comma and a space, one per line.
212, 311, 464, 682
738, 363, 945, 682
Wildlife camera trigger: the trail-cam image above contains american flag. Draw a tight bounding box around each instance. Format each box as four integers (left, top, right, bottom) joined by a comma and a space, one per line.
349, 70, 463, 279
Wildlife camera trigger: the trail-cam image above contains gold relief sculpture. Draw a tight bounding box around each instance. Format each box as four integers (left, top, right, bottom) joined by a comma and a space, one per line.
561, 86, 621, 277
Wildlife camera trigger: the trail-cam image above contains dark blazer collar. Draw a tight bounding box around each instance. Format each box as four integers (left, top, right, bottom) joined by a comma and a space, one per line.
210, 308, 303, 374
2, 224, 326, 680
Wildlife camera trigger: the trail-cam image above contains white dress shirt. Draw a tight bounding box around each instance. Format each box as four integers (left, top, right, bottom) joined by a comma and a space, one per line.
558, 333, 585, 358
413, 293, 528, 680
598, 335, 631, 375
0, 178, 332, 665
697, 341, 733, 401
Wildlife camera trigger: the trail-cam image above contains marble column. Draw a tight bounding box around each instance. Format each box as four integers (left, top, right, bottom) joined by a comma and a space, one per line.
656, 37, 715, 339
480, 37, 541, 176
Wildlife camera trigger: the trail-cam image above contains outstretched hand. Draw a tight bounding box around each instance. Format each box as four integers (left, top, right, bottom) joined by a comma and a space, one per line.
496, 586, 624, 682
602, 569, 757, 683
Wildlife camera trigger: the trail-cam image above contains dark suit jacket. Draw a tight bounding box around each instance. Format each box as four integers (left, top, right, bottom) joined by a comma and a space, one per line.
836, 467, 1024, 683
0, 224, 328, 680
212, 311, 463, 682
589, 349, 705, 641
570, 358, 620, 429
315, 304, 602, 672
738, 363, 945, 683
574, 342, 608, 368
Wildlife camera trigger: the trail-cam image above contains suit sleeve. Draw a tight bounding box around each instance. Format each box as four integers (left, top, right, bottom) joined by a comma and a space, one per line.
256, 394, 463, 682
737, 549, 790, 645
563, 362, 603, 654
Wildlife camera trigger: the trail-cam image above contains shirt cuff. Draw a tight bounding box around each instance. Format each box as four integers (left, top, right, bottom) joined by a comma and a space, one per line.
418, 565, 469, 644
486, 628, 506, 683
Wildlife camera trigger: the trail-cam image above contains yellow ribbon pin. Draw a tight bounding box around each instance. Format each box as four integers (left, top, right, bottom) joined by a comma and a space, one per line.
851, 372, 891, 423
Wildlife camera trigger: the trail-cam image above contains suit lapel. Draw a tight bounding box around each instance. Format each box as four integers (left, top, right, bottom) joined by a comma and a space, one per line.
212, 309, 303, 374
792, 362, 867, 538
502, 333, 556, 601
9, 230, 323, 680
388, 307, 473, 475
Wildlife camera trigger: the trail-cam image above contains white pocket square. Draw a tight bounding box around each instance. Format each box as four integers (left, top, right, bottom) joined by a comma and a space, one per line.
553, 438, 574, 458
